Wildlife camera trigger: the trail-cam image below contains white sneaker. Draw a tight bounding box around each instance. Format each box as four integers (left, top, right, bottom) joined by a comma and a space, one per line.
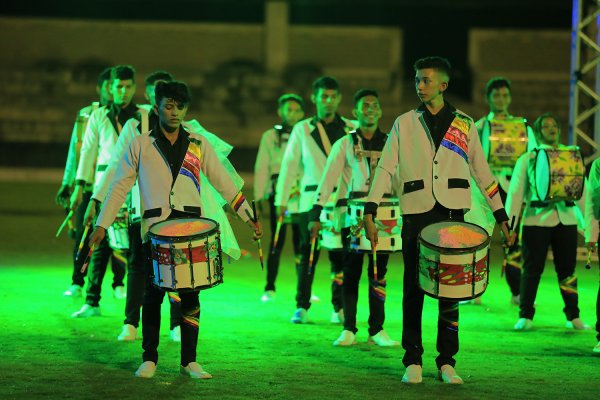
330, 309, 344, 324
114, 286, 126, 300
63, 284, 83, 298
291, 308, 308, 324
135, 361, 156, 378
117, 324, 138, 341
71, 304, 101, 318
514, 318, 533, 331
566, 318, 591, 330
401, 364, 422, 384
261, 290, 276, 302
310, 294, 320, 303
170, 326, 181, 342
180, 362, 212, 379
593, 341, 600, 353
438, 364, 464, 384
368, 330, 400, 347
333, 330, 357, 346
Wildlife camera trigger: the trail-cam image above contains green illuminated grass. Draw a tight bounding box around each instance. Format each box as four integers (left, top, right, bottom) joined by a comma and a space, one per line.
0, 182, 597, 399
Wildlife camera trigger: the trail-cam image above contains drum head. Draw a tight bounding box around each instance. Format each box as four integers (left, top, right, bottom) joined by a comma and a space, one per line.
420, 221, 489, 251
535, 149, 550, 201
149, 217, 218, 239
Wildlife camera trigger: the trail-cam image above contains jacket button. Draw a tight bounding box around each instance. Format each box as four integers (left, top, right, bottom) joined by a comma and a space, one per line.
170, 191, 174, 195
434, 176, 438, 179
434, 160, 438, 164
170, 204, 175, 209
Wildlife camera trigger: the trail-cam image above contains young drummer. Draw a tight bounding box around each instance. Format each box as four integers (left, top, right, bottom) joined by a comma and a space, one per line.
275, 76, 357, 324
254, 94, 305, 302
506, 112, 590, 331
88, 81, 262, 378
584, 157, 600, 353
308, 89, 400, 347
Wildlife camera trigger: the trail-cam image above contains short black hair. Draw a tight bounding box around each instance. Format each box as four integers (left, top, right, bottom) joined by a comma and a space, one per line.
97, 67, 112, 87
155, 80, 191, 107
413, 56, 451, 80
110, 65, 136, 82
485, 77, 512, 98
144, 70, 174, 87
312, 76, 339, 94
353, 89, 379, 106
278, 93, 304, 109
533, 112, 561, 138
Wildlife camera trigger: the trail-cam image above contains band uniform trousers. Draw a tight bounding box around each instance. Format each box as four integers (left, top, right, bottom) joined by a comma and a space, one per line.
500, 186, 521, 297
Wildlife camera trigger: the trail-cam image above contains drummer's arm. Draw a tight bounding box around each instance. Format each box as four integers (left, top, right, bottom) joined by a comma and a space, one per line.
504, 153, 529, 226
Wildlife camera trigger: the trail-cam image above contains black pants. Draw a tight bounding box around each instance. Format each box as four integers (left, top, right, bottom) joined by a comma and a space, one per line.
500, 186, 521, 296
70, 191, 92, 287
265, 195, 300, 292
141, 241, 199, 366
124, 222, 181, 329
401, 205, 462, 369
342, 232, 389, 336
520, 224, 580, 320
296, 211, 344, 311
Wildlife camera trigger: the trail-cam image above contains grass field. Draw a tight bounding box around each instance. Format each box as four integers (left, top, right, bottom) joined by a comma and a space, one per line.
0, 182, 598, 400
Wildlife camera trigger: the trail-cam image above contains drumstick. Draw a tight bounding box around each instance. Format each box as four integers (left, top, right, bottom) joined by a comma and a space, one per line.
246, 201, 264, 270
308, 235, 317, 275
272, 214, 284, 254
585, 247, 592, 270
501, 215, 516, 277
373, 242, 378, 281
55, 210, 74, 238
75, 223, 91, 261
80, 243, 96, 274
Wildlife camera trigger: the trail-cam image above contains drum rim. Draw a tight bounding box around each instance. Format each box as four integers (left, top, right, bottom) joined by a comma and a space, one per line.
148, 217, 220, 242
418, 220, 491, 253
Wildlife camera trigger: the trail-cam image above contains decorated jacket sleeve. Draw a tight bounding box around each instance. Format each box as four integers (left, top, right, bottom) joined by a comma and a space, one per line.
95, 137, 139, 230
253, 129, 273, 200
467, 120, 508, 222
93, 119, 138, 202
365, 118, 399, 214
75, 110, 100, 185
200, 137, 252, 222
505, 152, 529, 227
275, 123, 302, 207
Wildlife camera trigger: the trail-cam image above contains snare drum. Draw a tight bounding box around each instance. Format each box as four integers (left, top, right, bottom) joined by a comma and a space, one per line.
347, 197, 402, 253
534, 146, 584, 202
418, 221, 490, 301
148, 217, 223, 291
107, 206, 129, 250
487, 118, 529, 169
319, 202, 343, 251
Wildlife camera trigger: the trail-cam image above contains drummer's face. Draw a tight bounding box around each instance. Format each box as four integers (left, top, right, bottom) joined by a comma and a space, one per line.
539, 117, 560, 145
487, 87, 511, 114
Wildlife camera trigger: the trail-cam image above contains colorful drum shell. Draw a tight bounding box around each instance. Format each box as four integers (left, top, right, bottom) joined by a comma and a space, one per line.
348, 198, 402, 253
534, 147, 584, 202
417, 221, 490, 301
107, 208, 129, 250
487, 118, 528, 169
148, 217, 223, 292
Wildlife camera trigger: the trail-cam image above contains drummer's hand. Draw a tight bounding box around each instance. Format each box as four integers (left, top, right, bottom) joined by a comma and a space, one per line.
277, 205, 287, 220
83, 200, 98, 226
69, 185, 84, 211
308, 221, 321, 241
55, 184, 71, 208
364, 214, 378, 245
586, 242, 598, 253
500, 220, 516, 247
247, 219, 263, 240
88, 226, 106, 248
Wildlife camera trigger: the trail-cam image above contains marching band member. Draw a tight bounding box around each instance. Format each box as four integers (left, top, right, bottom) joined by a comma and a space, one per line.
363, 57, 513, 384
70, 65, 144, 317
88, 81, 262, 379
56, 67, 113, 298
254, 94, 304, 302
507, 112, 590, 332
275, 76, 357, 324
308, 89, 399, 347
584, 157, 600, 353
87, 70, 184, 342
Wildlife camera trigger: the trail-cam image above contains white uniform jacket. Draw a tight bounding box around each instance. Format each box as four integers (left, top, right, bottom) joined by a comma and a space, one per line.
275, 115, 357, 213
62, 102, 99, 189
75, 103, 147, 194
95, 127, 252, 245
584, 158, 600, 242
367, 107, 505, 217
506, 148, 588, 231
